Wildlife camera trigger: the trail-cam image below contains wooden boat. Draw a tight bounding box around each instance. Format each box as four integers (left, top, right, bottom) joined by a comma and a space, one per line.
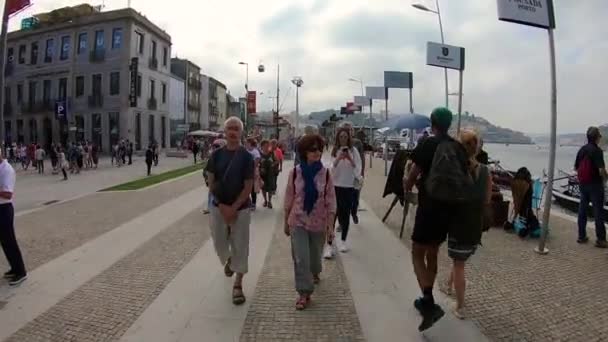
551, 170, 608, 221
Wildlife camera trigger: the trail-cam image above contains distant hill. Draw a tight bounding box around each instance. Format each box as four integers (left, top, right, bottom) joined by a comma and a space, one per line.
449, 112, 533, 145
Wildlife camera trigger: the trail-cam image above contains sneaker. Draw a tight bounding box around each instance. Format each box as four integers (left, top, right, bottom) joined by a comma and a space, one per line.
339, 240, 349, 253
595, 240, 608, 248
418, 303, 445, 331
577, 237, 589, 244
352, 214, 359, 224
3, 270, 15, 279
323, 244, 335, 259
8, 274, 27, 286
452, 303, 466, 320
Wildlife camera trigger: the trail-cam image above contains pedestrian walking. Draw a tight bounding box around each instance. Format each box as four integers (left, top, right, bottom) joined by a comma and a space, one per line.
57, 147, 68, 180
35, 145, 46, 174
246, 138, 262, 210
145, 145, 154, 176
271, 139, 284, 173
192, 140, 200, 164
19, 145, 28, 170
91, 143, 99, 169
284, 134, 336, 310
259, 140, 279, 209
445, 130, 492, 319
50, 143, 58, 173
404, 107, 471, 331
0, 146, 27, 286
127, 140, 133, 165
203, 139, 226, 215
340, 122, 365, 224
575, 126, 607, 247
111, 143, 118, 166
205, 117, 254, 305
325, 127, 361, 258
153, 142, 159, 166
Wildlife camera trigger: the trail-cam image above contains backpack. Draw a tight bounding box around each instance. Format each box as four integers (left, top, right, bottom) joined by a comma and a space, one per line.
425, 139, 474, 202
577, 154, 594, 184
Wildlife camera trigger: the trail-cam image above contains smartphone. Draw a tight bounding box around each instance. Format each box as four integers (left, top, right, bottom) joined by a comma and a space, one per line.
341, 147, 349, 153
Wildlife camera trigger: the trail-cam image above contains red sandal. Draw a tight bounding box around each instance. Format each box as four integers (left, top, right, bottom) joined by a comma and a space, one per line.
295, 295, 309, 310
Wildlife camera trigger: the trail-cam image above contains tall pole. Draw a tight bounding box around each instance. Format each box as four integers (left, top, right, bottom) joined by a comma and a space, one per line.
245, 63, 249, 92
436, 0, 449, 108
456, 70, 464, 135
384, 89, 388, 176
409, 88, 415, 147
536, 28, 558, 255
0, 1, 10, 144
276, 64, 280, 139
369, 99, 373, 169
295, 85, 299, 133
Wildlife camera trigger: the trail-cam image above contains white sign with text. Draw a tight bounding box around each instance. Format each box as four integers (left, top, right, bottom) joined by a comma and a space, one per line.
426, 42, 465, 71
497, 0, 555, 29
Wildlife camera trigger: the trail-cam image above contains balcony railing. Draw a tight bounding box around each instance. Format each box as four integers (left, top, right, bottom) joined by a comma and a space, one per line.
3, 102, 13, 116
89, 49, 106, 63
147, 97, 157, 110
188, 78, 202, 89
148, 58, 158, 70
187, 101, 200, 111
88, 94, 104, 108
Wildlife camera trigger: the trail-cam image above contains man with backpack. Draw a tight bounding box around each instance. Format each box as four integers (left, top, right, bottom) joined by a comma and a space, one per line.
404, 107, 472, 331
575, 126, 607, 248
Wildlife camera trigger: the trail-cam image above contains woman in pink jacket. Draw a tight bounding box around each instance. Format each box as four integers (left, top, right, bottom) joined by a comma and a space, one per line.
284, 134, 336, 310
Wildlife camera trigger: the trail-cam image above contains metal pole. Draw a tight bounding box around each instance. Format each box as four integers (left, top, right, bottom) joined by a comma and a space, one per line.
276, 64, 280, 139
295, 85, 299, 133
409, 88, 415, 147
456, 70, 463, 135
436, 0, 448, 108
384, 91, 388, 176
245, 63, 249, 92
536, 28, 557, 255
0, 1, 10, 144
369, 99, 373, 169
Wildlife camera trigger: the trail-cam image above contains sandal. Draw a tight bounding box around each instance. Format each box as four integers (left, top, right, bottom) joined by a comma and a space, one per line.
295, 295, 308, 310
313, 274, 320, 285
224, 259, 234, 277
232, 285, 246, 305
267, 202, 273, 209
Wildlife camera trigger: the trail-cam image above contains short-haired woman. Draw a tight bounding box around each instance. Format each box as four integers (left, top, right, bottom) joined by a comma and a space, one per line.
259, 140, 279, 208
284, 134, 336, 310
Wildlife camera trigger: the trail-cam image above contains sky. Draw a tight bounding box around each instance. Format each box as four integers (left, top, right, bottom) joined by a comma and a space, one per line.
6, 0, 608, 134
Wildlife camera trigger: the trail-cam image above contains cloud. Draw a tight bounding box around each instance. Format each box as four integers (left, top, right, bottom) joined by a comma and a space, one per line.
260, 5, 310, 41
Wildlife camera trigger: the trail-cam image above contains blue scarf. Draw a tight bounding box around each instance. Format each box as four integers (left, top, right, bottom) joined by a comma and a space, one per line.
300, 161, 323, 214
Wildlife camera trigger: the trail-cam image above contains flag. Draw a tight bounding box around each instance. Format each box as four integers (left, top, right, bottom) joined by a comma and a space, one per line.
7, 0, 32, 17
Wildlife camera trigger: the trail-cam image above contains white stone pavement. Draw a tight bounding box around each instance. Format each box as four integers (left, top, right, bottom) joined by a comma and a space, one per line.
0, 162, 489, 341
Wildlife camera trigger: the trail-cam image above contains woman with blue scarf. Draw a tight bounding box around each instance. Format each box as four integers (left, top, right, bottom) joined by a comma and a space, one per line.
284, 134, 336, 310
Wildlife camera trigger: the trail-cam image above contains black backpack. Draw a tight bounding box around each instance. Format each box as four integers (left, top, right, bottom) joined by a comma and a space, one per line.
425, 139, 474, 202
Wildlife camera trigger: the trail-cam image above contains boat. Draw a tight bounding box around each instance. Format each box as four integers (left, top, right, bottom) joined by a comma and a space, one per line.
551, 170, 608, 221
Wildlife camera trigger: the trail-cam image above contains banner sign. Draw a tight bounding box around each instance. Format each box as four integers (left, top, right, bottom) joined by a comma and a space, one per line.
426, 42, 465, 71
384, 71, 413, 89
346, 102, 362, 113
354, 96, 370, 106
8, 0, 32, 17
365, 86, 386, 100
129, 57, 138, 107
55, 100, 67, 122
497, 0, 555, 29
247, 91, 257, 114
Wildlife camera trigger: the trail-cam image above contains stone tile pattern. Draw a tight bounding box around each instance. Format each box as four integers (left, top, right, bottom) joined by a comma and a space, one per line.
362, 157, 608, 342
240, 220, 365, 342
4, 209, 208, 342
0, 174, 202, 273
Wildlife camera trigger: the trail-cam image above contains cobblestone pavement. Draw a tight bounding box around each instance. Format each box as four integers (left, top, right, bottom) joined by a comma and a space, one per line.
361, 157, 608, 342
240, 216, 365, 342
5, 208, 208, 342
0, 173, 202, 273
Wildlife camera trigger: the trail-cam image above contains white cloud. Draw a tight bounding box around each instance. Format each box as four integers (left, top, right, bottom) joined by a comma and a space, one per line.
6, 0, 608, 133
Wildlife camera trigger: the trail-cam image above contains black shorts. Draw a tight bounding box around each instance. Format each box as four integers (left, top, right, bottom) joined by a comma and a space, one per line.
412, 194, 466, 245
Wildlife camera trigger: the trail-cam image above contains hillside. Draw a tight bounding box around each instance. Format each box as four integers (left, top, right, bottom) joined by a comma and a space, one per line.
449, 113, 533, 144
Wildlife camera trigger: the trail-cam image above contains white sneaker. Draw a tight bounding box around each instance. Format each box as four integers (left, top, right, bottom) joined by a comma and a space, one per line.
339, 240, 349, 253
452, 303, 466, 320
323, 244, 335, 259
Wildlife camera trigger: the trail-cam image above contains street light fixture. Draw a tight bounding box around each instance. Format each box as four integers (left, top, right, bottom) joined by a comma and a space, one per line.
348, 77, 364, 96
412, 0, 448, 108
238, 61, 249, 92
291, 77, 304, 133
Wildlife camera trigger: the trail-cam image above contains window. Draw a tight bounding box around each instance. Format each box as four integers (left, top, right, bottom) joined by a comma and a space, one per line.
78, 33, 87, 54
92, 74, 102, 96
76, 76, 85, 97
7, 47, 14, 64
43, 80, 51, 104
161, 82, 167, 103
94, 30, 104, 51
151, 40, 157, 60
135, 32, 144, 54
28, 81, 37, 106
149, 79, 155, 99
136, 74, 142, 97
162, 47, 168, 66
58, 78, 67, 99
30, 42, 38, 65
161, 116, 166, 148
60, 36, 70, 60
18, 45, 26, 64
109, 112, 120, 146
16, 84, 23, 104
112, 28, 122, 49
45, 39, 54, 62
110, 72, 120, 95
4, 87, 10, 104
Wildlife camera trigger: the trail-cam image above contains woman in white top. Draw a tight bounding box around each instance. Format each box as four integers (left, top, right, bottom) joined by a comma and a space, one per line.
325, 127, 362, 257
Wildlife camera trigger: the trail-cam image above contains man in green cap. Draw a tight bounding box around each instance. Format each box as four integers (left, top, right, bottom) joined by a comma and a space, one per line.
405, 107, 470, 331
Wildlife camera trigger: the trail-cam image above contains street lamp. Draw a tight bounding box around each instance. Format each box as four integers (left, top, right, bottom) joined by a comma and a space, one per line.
348, 77, 364, 96
413, 0, 449, 108
238, 61, 249, 92
291, 77, 304, 133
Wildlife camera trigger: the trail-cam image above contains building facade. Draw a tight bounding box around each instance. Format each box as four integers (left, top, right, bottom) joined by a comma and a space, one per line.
199, 74, 209, 129
170, 58, 201, 130
207, 77, 226, 130
3, 6, 171, 152
168, 74, 184, 147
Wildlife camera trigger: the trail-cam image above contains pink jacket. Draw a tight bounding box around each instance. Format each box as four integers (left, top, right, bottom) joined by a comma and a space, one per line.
284, 166, 337, 233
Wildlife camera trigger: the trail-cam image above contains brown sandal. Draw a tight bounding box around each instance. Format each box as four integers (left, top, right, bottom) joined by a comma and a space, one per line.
232, 285, 246, 305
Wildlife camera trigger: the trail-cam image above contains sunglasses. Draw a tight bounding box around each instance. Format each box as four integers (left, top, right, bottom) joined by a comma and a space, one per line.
307, 146, 322, 152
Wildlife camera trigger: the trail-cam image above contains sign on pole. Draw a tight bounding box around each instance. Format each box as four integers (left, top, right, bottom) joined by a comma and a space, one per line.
497, 0, 555, 29
354, 96, 370, 107
383, 71, 413, 89
426, 42, 465, 71
365, 86, 386, 100
246, 91, 256, 115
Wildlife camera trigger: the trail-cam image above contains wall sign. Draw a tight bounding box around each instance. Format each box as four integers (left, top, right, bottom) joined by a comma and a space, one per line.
129, 57, 138, 107
497, 0, 555, 29
426, 42, 465, 71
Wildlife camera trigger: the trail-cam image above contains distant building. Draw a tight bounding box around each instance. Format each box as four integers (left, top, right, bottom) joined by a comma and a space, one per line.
168, 74, 184, 147
200, 74, 209, 129
170, 58, 201, 129
3, 5, 171, 151
207, 77, 226, 129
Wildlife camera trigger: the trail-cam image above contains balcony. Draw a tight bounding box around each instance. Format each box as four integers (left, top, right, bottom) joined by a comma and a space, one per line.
187, 101, 200, 111
88, 94, 104, 108
148, 57, 158, 70
4, 64, 14, 77
147, 97, 158, 110
188, 78, 202, 90
3, 102, 13, 116
89, 49, 106, 63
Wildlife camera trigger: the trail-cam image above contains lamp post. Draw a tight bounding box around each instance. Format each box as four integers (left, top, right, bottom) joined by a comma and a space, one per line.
238, 62, 249, 92
291, 77, 303, 134
413, 0, 449, 108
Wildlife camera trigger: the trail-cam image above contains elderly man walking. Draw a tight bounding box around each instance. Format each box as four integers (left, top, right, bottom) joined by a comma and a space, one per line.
205, 117, 254, 305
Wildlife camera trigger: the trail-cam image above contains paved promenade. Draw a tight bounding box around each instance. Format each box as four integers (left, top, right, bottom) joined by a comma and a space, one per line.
0, 160, 487, 342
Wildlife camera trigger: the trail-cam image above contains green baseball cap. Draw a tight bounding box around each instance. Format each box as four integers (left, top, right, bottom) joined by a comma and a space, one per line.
430, 107, 453, 131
